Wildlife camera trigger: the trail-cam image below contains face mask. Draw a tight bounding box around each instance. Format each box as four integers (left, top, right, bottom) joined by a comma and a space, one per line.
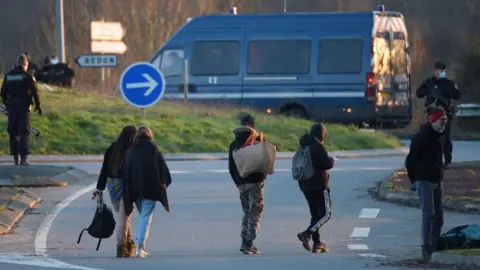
438, 71, 447, 78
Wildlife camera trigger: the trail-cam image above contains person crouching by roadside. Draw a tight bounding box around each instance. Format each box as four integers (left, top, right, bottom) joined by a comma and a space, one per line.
228, 114, 266, 255
93, 125, 137, 258
405, 107, 448, 263
296, 123, 335, 253
122, 125, 172, 258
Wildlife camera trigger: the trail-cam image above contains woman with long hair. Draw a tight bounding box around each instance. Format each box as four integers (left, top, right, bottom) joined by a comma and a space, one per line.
94, 125, 137, 258
123, 125, 172, 258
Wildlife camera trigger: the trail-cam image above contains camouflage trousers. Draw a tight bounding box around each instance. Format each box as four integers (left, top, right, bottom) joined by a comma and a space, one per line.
238, 182, 265, 241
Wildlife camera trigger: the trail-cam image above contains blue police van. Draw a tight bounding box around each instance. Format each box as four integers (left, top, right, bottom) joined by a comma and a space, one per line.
150, 5, 413, 128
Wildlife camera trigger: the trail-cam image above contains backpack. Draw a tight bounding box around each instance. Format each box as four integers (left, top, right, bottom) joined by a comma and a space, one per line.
437, 224, 480, 251
291, 146, 315, 181
77, 196, 116, 251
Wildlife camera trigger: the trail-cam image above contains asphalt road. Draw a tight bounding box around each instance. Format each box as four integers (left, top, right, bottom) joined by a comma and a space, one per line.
0, 141, 479, 270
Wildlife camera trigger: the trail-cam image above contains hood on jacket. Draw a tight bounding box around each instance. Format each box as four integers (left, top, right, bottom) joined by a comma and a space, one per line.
233, 125, 255, 141
311, 123, 328, 142
299, 133, 316, 147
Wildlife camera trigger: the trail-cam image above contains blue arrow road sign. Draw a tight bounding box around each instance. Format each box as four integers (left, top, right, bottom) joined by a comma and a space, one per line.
119, 62, 166, 108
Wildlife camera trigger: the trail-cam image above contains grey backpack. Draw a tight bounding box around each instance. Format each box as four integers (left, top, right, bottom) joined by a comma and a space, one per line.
292, 146, 315, 181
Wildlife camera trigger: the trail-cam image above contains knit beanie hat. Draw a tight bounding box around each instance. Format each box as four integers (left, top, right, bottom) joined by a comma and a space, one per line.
428, 107, 446, 123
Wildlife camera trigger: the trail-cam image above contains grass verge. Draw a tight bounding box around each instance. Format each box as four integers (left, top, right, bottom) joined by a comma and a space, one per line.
0, 87, 402, 154
445, 249, 480, 256
0, 188, 22, 213
386, 161, 480, 203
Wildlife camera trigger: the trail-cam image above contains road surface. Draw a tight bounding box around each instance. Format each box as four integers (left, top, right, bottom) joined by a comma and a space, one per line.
0, 141, 478, 270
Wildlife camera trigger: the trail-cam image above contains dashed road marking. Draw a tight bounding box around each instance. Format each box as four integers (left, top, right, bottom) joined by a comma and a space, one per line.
359, 208, 380, 219
348, 244, 369, 250
358, 253, 387, 258
349, 227, 371, 238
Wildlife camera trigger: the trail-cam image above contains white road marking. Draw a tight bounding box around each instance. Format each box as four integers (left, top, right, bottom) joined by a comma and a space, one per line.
359, 208, 380, 219
349, 227, 371, 238
206, 169, 230, 173
34, 182, 103, 270
347, 244, 369, 250
170, 170, 191, 174
358, 253, 388, 258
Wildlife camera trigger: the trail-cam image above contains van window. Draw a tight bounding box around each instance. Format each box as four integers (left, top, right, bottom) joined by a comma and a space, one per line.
190, 41, 240, 76
160, 49, 185, 77
247, 39, 311, 75
392, 32, 407, 77
318, 39, 363, 74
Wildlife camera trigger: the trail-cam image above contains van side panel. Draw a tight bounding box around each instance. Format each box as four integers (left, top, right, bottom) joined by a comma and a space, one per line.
241, 26, 316, 116
311, 15, 373, 123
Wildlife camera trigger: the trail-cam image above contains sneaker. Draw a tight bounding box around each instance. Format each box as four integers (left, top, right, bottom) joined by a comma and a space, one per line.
135, 246, 149, 258
422, 245, 432, 263
251, 243, 261, 254
20, 159, 29, 166
312, 241, 329, 253
242, 240, 254, 254
297, 231, 312, 252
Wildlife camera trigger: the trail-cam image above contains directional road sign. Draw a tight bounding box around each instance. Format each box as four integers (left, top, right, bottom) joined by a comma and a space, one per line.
119, 62, 166, 108
75, 54, 118, 67
91, 41, 127, 54
91, 21, 125, 41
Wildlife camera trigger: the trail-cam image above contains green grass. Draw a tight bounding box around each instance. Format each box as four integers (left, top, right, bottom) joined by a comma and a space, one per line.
0, 85, 402, 154
445, 249, 480, 256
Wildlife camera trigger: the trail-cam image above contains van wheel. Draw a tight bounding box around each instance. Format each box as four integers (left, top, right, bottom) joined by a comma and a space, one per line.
283, 107, 308, 119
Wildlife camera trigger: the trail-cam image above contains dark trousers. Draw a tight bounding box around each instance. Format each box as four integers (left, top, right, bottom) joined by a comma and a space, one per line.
443, 120, 452, 164
417, 181, 444, 253
303, 189, 331, 242
7, 108, 30, 160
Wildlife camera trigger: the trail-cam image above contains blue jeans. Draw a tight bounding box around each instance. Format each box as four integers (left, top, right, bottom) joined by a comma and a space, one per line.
417, 181, 444, 252
135, 199, 156, 247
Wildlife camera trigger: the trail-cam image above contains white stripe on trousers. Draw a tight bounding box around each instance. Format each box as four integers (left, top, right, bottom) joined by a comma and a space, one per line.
309, 189, 331, 232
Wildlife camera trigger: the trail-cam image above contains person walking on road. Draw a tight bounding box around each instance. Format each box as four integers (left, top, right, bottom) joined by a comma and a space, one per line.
123, 125, 172, 258
228, 114, 266, 255
0, 54, 42, 165
93, 125, 137, 258
295, 123, 335, 253
416, 61, 461, 168
405, 107, 448, 263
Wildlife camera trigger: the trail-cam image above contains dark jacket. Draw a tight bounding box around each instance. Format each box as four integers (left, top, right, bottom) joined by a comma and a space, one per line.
298, 129, 335, 192
228, 125, 267, 186
0, 66, 40, 111
123, 136, 172, 216
96, 142, 125, 191
405, 123, 444, 184
416, 77, 461, 117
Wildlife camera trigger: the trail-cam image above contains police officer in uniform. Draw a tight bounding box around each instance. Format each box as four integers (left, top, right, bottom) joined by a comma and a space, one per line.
0, 54, 42, 165
416, 61, 461, 168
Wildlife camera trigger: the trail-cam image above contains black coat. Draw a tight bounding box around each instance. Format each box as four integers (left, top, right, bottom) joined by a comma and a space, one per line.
298, 133, 335, 192
123, 136, 172, 216
405, 123, 444, 184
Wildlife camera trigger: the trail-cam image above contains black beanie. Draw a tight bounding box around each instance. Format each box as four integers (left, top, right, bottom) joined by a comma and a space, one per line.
240, 114, 256, 128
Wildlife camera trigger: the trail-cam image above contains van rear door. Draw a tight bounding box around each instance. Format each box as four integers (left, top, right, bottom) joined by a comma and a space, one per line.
185, 28, 244, 105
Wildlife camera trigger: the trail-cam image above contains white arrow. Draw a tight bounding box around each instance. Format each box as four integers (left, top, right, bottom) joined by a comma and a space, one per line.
125, 74, 158, 96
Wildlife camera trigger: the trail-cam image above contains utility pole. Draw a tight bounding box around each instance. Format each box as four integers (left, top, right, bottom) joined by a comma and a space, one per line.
56, 0, 66, 62
284, 0, 287, 13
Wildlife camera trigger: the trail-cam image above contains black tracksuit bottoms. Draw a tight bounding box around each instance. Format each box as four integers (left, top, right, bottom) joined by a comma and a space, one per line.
303, 189, 332, 237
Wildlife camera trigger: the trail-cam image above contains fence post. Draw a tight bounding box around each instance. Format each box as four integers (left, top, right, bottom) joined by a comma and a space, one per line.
183, 59, 189, 103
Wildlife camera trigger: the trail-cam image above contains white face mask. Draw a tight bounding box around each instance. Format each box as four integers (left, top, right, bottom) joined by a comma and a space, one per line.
51, 59, 59, 65
438, 71, 447, 78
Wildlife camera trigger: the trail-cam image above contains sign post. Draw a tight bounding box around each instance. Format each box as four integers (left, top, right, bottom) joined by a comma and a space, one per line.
119, 62, 166, 118
82, 20, 127, 93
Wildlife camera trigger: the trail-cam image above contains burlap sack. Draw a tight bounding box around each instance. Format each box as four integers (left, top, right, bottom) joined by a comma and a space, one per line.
232, 131, 276, 177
